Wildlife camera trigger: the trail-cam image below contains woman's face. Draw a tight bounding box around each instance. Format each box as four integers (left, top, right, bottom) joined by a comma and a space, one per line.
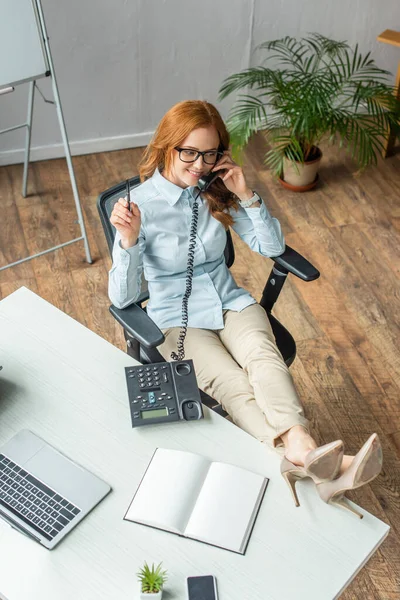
165, 125, 220, 188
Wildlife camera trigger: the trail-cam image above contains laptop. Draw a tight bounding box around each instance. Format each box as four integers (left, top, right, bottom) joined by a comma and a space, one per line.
0, 430, 111, 549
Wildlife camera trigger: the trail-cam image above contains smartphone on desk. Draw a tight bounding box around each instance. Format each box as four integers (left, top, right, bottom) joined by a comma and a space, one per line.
187, 575, 218, 600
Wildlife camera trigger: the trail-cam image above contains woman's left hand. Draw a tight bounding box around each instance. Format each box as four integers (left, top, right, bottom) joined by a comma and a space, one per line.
212, 150, 253, 201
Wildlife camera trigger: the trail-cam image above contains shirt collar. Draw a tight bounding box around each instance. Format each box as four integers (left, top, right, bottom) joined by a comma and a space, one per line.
152, 167, 201, 206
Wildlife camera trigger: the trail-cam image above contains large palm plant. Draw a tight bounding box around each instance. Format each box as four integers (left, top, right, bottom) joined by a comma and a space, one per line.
218, 33, 400, 178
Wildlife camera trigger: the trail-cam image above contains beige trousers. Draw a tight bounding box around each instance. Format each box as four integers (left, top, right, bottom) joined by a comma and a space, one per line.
157, 303, 310, 456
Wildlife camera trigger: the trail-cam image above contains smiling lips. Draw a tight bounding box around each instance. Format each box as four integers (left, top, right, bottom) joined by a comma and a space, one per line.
187, 169, 203, 178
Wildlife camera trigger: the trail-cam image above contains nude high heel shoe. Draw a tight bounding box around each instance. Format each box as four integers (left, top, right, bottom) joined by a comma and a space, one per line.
281, 440, 344, 507
315, 433, 383, 519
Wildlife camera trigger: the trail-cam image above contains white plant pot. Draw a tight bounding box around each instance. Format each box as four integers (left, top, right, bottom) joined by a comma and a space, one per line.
139, 583, 163, 599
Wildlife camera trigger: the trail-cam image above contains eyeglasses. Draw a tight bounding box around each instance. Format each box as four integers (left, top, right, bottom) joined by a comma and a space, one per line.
174, 147, 224, 165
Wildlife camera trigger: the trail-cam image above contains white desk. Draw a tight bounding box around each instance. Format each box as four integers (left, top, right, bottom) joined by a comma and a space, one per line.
0, 287, 389, 600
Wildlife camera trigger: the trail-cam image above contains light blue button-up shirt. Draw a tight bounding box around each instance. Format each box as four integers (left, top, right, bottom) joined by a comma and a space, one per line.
108, 168, 285, 330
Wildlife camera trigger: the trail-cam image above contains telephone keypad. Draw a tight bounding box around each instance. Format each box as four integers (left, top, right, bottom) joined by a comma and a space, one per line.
128, 364, 175, 413
128, 365, 168, 390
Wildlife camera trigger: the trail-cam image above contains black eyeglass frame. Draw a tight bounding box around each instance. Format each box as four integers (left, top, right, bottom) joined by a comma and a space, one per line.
174, 147, 224, 165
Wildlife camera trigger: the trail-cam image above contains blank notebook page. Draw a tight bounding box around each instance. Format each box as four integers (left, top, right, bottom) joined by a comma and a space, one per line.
184, 462, 266, 552
125, 448, 210, 533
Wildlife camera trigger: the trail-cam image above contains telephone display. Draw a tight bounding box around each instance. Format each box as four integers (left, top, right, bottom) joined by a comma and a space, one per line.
141, 407, 168, 419
125, 360, 204, 427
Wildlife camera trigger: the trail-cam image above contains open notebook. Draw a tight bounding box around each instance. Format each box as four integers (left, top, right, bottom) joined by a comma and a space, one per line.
124, 448, 269, 555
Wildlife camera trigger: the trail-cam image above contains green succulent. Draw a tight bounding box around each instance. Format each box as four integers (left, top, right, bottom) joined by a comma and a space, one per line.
218, 33, 400, 176
137, 561, 167, 594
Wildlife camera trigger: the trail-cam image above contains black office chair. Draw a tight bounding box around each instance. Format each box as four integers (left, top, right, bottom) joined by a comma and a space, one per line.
97, 176, 320, 416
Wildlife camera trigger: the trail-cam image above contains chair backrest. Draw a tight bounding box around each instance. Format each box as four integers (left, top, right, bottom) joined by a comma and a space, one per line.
97, 175, 235, 289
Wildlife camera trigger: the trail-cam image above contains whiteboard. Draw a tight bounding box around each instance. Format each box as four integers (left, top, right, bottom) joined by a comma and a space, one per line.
0, 0, 49, 88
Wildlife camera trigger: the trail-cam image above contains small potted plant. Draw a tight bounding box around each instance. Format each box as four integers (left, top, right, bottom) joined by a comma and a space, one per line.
218, 33, 400, 191
137, 561, 167, 599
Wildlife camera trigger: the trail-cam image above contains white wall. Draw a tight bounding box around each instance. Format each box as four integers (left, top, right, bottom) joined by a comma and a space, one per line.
0, 0, 399, 165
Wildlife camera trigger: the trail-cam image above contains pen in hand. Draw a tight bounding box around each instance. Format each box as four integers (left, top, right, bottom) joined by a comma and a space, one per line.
125, 179, 131, 211
110, 178, 141, 249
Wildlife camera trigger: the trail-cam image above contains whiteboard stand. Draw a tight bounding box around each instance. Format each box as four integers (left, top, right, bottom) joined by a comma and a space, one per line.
0, 0, 92, 271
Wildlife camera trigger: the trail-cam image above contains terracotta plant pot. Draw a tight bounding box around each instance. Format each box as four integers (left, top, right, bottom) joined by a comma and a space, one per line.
281, 147, 322, 191
278, 173, 319, 193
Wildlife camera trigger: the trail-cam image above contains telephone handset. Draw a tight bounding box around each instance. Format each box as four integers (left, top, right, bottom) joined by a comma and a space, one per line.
197, 169, 222, 192
198, 146, 226, 191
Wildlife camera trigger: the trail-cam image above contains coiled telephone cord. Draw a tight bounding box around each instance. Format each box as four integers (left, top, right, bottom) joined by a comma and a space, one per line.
170, 188, 202, 361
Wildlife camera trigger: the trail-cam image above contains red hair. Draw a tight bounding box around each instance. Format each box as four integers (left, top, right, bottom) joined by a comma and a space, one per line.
138, 100, 238, 228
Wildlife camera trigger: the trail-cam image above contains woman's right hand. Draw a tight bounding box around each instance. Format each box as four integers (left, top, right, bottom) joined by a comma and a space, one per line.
110, 197, 141, 249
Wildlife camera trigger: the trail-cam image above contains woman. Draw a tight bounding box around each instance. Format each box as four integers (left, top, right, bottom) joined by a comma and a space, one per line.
109, 100, 382, 517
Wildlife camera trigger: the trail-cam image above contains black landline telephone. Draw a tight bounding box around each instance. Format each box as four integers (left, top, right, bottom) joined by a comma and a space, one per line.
126, 359, 203, 426
125, 151, 226, 427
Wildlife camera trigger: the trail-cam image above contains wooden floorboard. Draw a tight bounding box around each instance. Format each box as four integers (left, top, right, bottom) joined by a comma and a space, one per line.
0, 137, 399, 598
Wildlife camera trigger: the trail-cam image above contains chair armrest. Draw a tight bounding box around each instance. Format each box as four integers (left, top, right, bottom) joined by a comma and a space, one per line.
271, 245, 320, 281
109, 304, 165, 349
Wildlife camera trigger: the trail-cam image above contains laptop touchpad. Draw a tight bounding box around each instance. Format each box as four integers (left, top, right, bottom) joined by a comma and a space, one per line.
24, 446, 106, 510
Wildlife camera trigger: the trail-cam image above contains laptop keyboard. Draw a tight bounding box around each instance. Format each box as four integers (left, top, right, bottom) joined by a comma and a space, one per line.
0, 453, 81, 541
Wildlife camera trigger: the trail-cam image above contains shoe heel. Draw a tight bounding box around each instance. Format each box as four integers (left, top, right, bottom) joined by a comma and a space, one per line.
353, 434, 383, 488
282, 471, 301, 507
329, 494, 363, 519
316, 433, 383, 518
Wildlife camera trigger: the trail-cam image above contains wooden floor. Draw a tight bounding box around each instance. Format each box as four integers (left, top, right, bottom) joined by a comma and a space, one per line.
1, 136, 400, 599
